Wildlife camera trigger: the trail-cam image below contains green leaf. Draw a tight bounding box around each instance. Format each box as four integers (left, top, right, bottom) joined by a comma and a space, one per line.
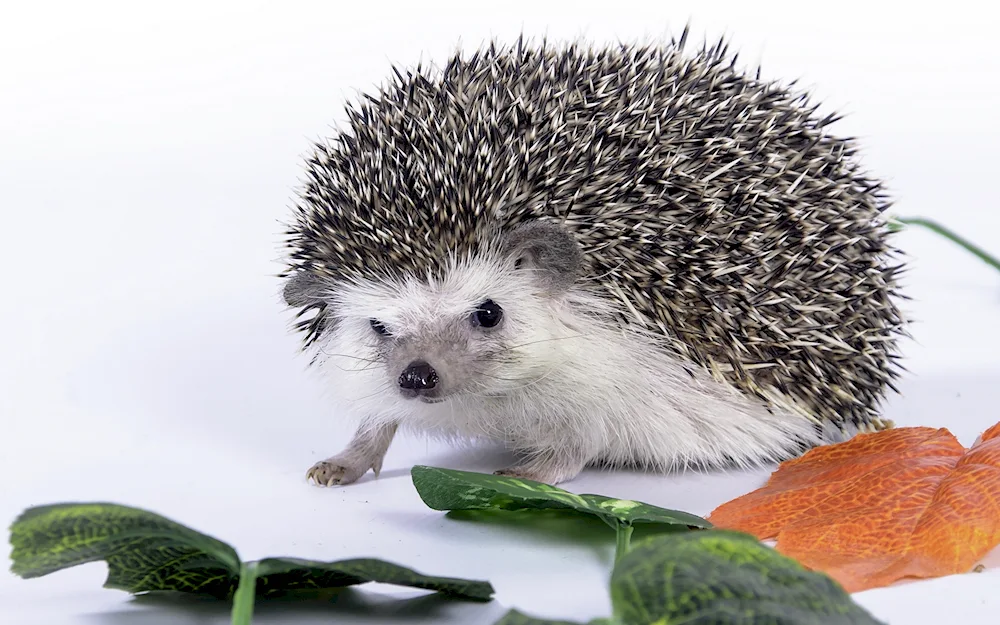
411, 465, 710, 531
9, 502, 241, 599
8, 502, 495, 606
610, 530, 884, 625
253, 557, 494, 600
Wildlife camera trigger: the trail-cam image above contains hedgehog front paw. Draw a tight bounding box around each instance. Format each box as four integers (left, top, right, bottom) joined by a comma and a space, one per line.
306, 422, 397, 487
306, 457, 371, 487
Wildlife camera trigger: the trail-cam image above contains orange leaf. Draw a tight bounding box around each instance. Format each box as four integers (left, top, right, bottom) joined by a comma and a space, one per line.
708, 423, 1000, 593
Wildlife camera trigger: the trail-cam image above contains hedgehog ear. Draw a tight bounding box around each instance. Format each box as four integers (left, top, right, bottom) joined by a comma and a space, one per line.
501, 221, 584, 293
282, 270, 328, 308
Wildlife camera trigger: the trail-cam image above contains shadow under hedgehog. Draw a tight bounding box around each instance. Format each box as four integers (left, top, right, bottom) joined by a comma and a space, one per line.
278, 34, 906, 487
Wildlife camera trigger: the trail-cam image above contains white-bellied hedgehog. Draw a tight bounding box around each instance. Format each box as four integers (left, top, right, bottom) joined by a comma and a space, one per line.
280, 32, 907, 487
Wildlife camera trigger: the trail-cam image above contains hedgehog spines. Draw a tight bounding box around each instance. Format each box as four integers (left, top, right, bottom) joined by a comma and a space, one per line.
282, 34, 906, 433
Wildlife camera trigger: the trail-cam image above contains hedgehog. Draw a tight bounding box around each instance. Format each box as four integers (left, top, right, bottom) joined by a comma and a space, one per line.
280, 31, 907, 487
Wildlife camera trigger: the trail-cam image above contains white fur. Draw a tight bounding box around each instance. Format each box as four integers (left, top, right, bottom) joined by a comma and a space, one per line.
307, 255, 833, 478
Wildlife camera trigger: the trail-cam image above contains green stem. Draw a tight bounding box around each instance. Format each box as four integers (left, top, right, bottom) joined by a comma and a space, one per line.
231, 562, 258, 625
892, 216, 1000, 274
615, 524, 634, 562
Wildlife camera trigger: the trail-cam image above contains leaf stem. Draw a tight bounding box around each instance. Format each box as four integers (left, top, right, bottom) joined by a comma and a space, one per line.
231, 562, 258, 625
615, 524, 634, 562
891, 216, 1000, 274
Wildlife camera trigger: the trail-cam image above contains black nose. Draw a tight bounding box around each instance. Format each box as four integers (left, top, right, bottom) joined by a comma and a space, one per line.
399, 361, 438, 391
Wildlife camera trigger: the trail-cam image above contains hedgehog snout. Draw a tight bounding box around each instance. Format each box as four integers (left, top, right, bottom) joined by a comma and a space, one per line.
394, 352, 450, 403
399, 360, 439, 393
388, 331, 492, 403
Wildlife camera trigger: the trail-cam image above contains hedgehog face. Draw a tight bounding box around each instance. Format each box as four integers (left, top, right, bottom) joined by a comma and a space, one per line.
363, 271, 519, 403
285, 221, 585, 414
313, 259, 560, 410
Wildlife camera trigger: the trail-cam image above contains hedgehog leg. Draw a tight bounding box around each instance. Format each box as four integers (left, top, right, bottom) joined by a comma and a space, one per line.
494, 448, 590, 485
306, 420, 398, 487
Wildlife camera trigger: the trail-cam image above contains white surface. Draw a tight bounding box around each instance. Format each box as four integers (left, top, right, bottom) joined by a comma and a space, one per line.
2, 1, 1000, 623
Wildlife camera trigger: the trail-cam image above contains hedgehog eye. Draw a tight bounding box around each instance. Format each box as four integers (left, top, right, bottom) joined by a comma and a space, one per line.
369, 319, 391, 337
472, 299, 503, 329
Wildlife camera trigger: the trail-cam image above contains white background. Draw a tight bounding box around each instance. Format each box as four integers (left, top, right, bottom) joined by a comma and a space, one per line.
2, 1, 999, 623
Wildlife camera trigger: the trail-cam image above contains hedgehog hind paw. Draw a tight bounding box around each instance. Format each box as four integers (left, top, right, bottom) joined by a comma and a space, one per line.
494, 451, 589, 485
